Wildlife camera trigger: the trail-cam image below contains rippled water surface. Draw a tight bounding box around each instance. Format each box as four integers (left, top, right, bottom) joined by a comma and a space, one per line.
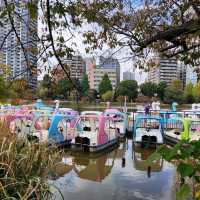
51, 140, 176, 200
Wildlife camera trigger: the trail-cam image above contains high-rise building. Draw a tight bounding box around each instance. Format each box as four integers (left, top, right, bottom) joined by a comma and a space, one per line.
178, 61, 187, 88
51, 55, 86, 82
123, 70, 135, 81
99, 56, 120, 84
186, 65, 198, 85
64, 55, 86, 81
0, 1, 38, 88
85, 57, 96, 73
88, 56, 120, 91
148, 57, 179, 86
89, 67, 117, 91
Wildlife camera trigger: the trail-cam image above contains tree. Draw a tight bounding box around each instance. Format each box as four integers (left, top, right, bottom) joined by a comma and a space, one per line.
164, 80, 184, 104
56, 79, 72, 99
81, 74, 89, 96
80, 1, 200, 68
140, 82, 158, 97
184, 82, 195, 103
157, 82, 167, 101
10, 79, 28, 98
98, 74, 112, 96
116, 80, 138, 101
102, 91, 113, 101
148, 141, 200, 200
38, 75, 55, 99
88, 89, 98, 103
0, 0, 199, 100
42, 74, 52, 89
0, 76, 8, 99
193, 81, 200, 102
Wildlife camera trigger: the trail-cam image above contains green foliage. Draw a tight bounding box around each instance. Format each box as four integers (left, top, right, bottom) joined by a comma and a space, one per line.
157, 82, 167, 100
98, 74, 112, 95
42, 74, 52, 89
27, 2, 37, 19
56, 78, 73, 99
102, 90, 113, 101
139, 82, 167, 101
37, 75, 56, 99
184, 82, 195, 103
10, 79, 28, 98
176, 184, 191, 200
0, 76, 8, 99
140, 82, 158, 97
164, 80, 184, 104
88, 89, 98, 102
177, 163, 194, 177
148, 140, 200, 200
193, 81, 200, 102
116, 80, 138, 101
81, 74, 90, 96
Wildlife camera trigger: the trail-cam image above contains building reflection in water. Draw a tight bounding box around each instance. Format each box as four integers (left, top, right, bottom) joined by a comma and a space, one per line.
53, 141, 127, 182
52, 140, 163, 182
133, 145, 163, 176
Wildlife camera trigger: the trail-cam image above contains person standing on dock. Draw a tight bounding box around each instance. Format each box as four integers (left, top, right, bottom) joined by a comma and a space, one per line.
145, 103, 151, 115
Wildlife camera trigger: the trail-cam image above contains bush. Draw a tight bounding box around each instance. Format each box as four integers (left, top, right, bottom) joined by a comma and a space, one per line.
135, 95, 151, 103
102, 91, 113, 101
116, 80, 138, 101
116, 95, 125, 103
164, 87, 184, 104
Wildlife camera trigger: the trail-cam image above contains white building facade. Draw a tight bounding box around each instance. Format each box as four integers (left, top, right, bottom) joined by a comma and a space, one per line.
89, 67, 117, 91
88, 56, 120, 91
148, 57, 180, 86
0, 1, 38, 88
123, 70, 135, 81
186, 65, 198, 85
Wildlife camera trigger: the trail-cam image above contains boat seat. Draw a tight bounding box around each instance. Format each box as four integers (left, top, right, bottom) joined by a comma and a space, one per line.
75, 136, 82, 144
82, 137, 90, 145
83, 127, 91, 131
174, 131, 181, 135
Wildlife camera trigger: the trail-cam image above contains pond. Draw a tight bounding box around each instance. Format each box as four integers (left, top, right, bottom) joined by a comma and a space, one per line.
51, 139, 176, 200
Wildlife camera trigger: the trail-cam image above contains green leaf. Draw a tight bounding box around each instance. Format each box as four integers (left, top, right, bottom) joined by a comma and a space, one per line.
27, 3, 37, 19
147, 151, 161, 164
179, 146, 193, 159
165, 142, 181, 160
177, 163, 194, 177
176, 184, 191, 200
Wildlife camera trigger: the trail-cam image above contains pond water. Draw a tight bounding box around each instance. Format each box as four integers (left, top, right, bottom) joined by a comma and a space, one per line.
51, 139, 176, 200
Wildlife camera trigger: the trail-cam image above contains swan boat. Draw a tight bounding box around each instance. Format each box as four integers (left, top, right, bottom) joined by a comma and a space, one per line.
104, 108, 128, 138
133, 115, 164, 147
164, 117, 200, 145
71, 114, 119, 152
4, 112, 79, 145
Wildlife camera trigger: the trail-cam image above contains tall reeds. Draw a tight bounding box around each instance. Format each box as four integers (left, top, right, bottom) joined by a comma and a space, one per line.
0, 120, 62, 199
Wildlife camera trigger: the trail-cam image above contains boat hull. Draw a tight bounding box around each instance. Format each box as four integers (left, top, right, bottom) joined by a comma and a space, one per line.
164, 134, 179, 145
133, 128, 164, 146
71, 138, 119, 153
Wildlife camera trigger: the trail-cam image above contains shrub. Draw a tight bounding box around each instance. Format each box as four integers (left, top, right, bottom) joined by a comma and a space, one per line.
102, 91, 113, 101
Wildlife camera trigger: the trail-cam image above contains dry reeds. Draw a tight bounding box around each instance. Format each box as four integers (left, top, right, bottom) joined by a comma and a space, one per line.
0, 118, 12, 139
0, 124, 62, 199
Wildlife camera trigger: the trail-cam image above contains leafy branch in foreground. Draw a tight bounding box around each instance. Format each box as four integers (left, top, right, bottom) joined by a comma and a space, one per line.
148, 141, 200, 200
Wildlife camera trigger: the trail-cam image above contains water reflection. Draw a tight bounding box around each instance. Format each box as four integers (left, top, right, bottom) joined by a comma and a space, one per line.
52, 140, 175, 200
133, 146, 163, 173
73, 151, 115, 182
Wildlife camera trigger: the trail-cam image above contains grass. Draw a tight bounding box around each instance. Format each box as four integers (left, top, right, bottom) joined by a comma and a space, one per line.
0, 120, 63, 199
